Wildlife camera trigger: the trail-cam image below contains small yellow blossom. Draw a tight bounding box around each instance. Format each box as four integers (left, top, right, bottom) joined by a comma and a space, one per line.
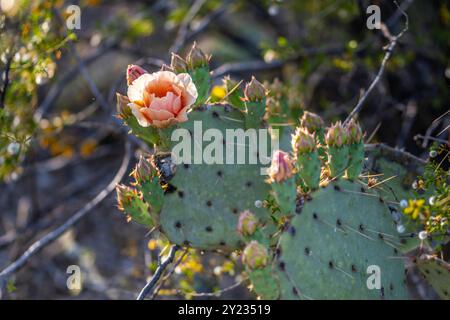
403, 199, 425, 219
211, 85, 227, 101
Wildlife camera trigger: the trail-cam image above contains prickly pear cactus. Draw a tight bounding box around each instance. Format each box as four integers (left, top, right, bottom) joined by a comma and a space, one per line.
275, 179, 408, 299
158, 105, 272, 250
113, 43, 439, 300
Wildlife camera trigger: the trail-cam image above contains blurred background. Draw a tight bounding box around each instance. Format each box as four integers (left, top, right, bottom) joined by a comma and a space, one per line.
0, 0, 448, 299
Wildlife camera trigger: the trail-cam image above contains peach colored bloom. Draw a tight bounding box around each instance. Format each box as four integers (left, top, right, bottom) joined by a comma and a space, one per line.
127, 70, 198, 128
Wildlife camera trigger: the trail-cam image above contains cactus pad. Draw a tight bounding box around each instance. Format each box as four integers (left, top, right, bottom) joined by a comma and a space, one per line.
275, 179, 409, 299
159, 105, 272, 250
415, 255, 450, 300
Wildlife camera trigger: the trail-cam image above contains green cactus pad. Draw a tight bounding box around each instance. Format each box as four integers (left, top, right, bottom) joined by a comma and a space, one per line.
275, 179, 409, 299
247, 266, 280, 300
159, 105, 272, 250
415, 255, 450, 300
365, 144, 430, 253
365, 144, 428, 202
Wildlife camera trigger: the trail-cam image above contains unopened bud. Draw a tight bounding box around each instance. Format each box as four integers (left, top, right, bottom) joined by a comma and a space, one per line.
170, 53, 187, 73
116, 93, 131, 116
134, 155, 155, 183
345, 119, 363, 144
116, 184, 136, 211
268, 150, 294, 183
242, 241, 268, 270
237, 210, 258, 236
300, 111, 324, 133
126, 64, 148, 85
186, 42, 209, 69
325, 122, 347, 147
292, 127, 316, 154
244, 76, 266, 102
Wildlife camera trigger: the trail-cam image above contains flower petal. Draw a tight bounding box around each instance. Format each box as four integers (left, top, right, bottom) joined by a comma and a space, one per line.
129, 103, 151, 127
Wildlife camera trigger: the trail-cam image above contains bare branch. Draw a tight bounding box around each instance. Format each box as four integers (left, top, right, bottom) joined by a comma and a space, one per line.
343, 1, 409, 126
0, 140, 131, 291
169, 0, 207, 54
136, 244, 180, 300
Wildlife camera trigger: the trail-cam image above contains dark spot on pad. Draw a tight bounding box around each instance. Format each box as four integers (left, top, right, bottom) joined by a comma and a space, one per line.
183, 164, 190, 169
217, 170, 223, 177
206, 200, 212, 207
205, 226, 213, 232
183, 240, 190, 246
220, 241, 226, 246
289, 226, 296, 236
336, 219, 342, 227
378, 197, 384, 203
304, 247, 310, 255
328, 261, 334, 269
212, 111, 219, 118
360, 187, 366, 193
232, 208, 238, 214
351, 265, 357, 272
334, 185, 341, 191
175, 221, 182, 228
313, 212, 318, 219
275, 248, 281, 256
246, 181, 252, 187
177, 191, 184, 198
359, 224, 365, 232
292, 287, 299, 296
389, 283, 394, 291
165, 184, 177, 194
279, 261, 285, 271
378, 233, 384, 239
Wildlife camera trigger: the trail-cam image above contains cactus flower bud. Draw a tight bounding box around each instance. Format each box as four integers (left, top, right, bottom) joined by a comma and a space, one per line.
268, 150, 294, 183
244, 76, 266, 102
186, 42, 209, 69
126, 64, 148, 85
116, 93, 131, 116
242, 241, 268, 270
170, 53, 187, 73
345, 119, 363, 144
300, 111, 324, 133
116, 184, 137, 211
134, 155, 155, 183
325, 122, 347, 148
292, 127, 316, 154
237, 210, 258, 236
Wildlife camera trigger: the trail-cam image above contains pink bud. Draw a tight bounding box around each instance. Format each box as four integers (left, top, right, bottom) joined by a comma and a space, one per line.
325, 122, 347, 147
292, 127, 316, 154
127, 64, 148, 85
237, 210, 258, 236
242, 241, 268, 270
268, 150, 294, 183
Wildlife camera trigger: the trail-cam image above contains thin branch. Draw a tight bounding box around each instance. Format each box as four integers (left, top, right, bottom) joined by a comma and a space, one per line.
169, 0, 207, 54
180, 277, 247, 297
212, 46, 345, 79
136, 244, 180, 300
150, 248, 189, 299
0, 140, 131, 290
0, 56, 12, 109
343, 1, 409, 125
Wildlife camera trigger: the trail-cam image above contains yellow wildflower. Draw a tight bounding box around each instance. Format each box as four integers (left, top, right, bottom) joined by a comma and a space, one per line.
403, 199, 425, 219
